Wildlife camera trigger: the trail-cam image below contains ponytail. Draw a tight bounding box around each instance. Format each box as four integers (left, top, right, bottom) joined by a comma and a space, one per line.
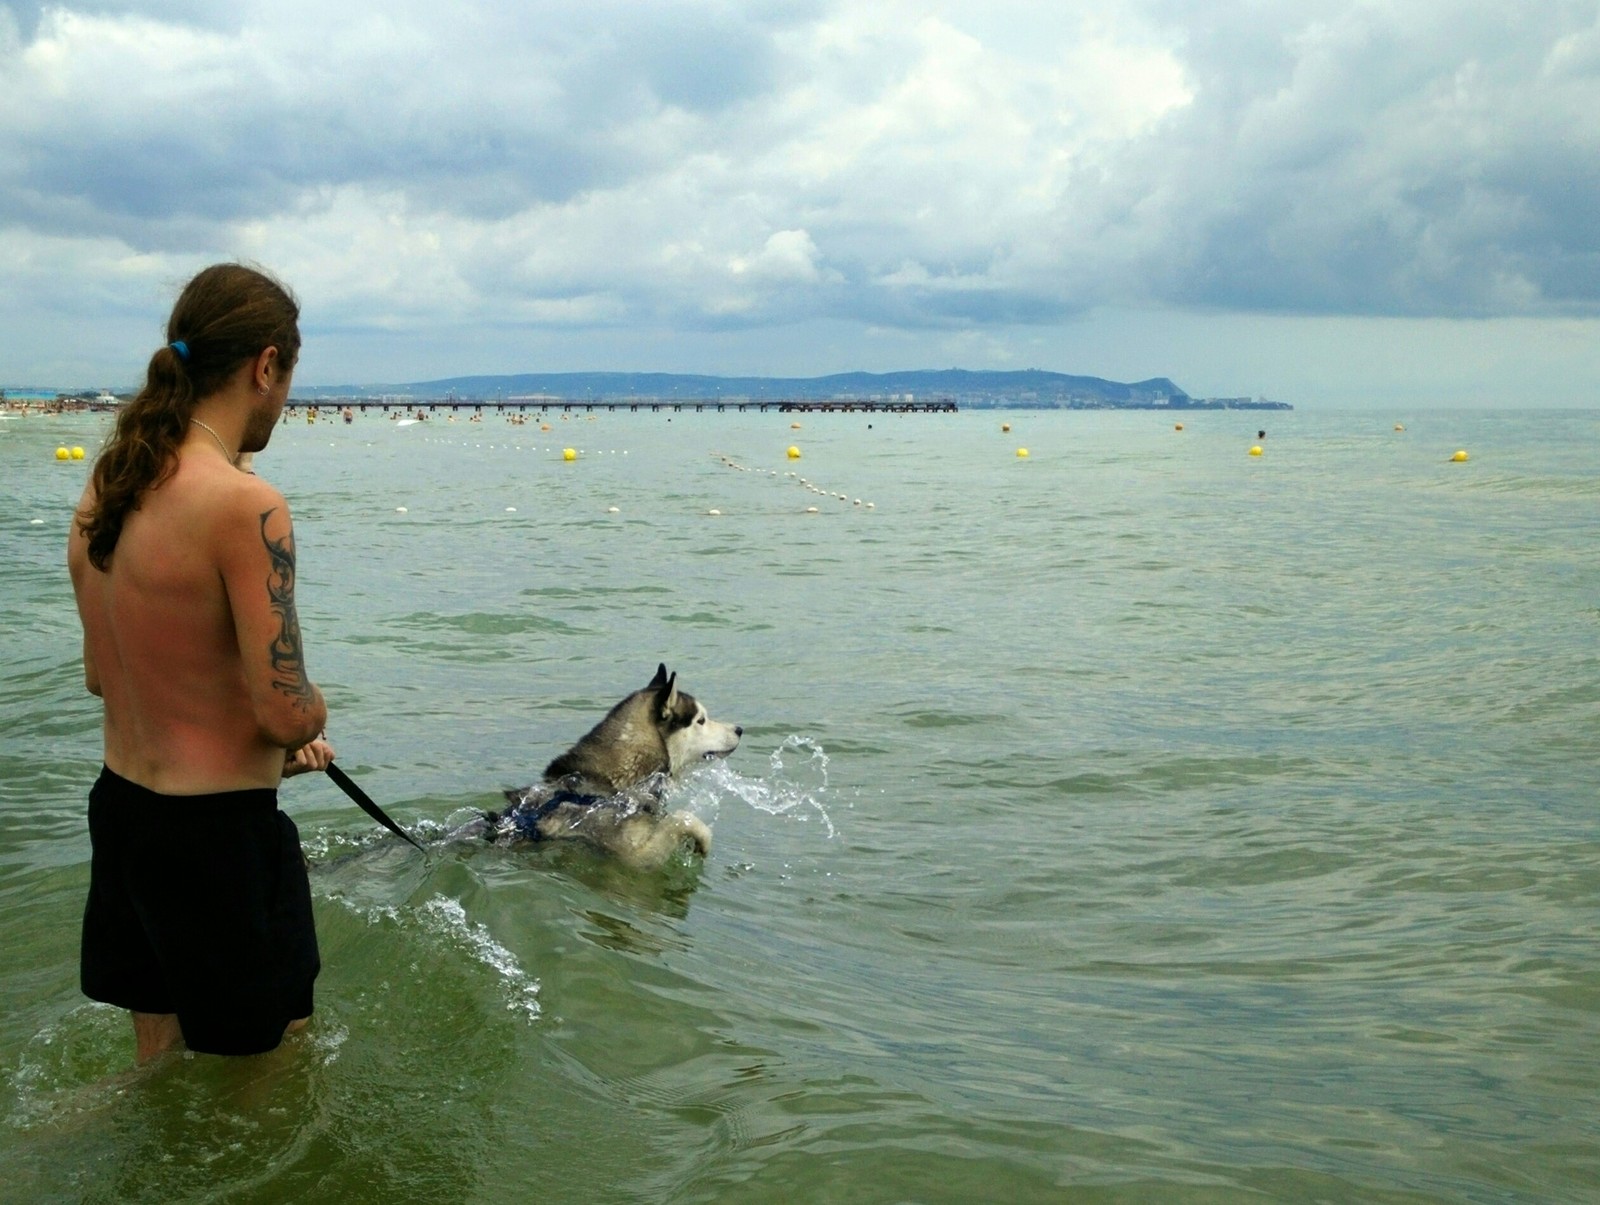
77, 264, 300, 570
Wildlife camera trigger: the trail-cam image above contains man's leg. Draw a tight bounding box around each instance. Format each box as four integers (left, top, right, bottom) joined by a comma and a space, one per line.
133, 1013, 311, 1061
131, 1011, 183, 1061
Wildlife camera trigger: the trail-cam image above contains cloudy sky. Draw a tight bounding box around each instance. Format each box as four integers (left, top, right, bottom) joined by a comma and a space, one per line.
4, 0, 1599, 405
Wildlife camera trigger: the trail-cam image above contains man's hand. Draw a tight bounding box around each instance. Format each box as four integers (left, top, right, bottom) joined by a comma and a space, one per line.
284, 736, 335, 777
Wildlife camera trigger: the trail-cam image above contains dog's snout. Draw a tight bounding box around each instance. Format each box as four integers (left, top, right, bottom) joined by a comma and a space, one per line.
734, 726, 743, 737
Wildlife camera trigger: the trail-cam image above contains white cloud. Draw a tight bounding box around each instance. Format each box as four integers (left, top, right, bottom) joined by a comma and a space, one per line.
2, 0, 1599, 395
730, 229, 827, 283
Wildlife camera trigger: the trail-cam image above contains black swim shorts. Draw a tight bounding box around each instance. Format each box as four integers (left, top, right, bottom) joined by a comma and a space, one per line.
80, 765, 320, 1056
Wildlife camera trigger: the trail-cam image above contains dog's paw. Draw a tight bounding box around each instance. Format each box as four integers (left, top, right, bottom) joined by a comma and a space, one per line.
672, 812, 713, 857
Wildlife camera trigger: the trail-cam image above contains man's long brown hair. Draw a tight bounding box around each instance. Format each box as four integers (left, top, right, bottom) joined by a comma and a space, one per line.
78, 264, 301, 570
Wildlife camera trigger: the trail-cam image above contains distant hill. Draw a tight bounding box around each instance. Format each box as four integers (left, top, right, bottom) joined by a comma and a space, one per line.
312, 369, 1290, 410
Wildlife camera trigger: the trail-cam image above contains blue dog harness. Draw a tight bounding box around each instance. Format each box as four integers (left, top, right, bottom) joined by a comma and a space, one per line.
496, 789, 601, 842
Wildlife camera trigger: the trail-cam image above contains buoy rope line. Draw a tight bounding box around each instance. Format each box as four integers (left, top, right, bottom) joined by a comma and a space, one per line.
409, 439, 630, 455
712, 451, 874, 511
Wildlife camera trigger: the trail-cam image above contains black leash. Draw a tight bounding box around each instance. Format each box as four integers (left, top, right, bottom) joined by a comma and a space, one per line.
325, 761, 426, 851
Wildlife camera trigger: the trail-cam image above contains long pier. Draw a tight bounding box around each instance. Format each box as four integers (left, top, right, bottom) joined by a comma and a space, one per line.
295, 397, 958, 414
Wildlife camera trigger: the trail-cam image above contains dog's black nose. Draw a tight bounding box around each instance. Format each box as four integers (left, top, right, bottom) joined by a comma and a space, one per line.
735, 726, 744, 737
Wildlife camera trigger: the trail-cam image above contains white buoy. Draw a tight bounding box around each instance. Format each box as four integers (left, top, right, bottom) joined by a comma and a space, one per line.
396, 506, 408, 513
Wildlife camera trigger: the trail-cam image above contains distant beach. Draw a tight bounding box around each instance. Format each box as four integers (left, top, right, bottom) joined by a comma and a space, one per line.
1, 392, 120, 415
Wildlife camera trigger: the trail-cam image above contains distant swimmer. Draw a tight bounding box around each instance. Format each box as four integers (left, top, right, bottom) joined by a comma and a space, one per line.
1258, 430, 1266, 440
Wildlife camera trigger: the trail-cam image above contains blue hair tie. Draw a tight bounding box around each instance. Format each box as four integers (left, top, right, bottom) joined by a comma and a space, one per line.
170, 340, 190, 362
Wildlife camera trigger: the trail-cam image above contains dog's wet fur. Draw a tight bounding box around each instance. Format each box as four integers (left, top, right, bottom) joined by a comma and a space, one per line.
482, 665, 741, 868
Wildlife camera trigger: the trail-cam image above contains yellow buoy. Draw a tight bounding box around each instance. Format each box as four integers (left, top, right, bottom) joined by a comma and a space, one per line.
1249, 445, 1263, 456
790, 422, 802, 429
1451, 449, 1469, 462
1016, 447, 1029, 458
787, 446, 801, 459
540, 423, 551, 431
1174, 423, 1184, 431
563, 447, 577, 461
55, 446, 69, 460
1394, 424, 1405, 432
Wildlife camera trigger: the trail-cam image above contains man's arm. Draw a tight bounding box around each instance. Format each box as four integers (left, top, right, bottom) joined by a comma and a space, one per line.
81, 635, 102, 697
284, 735, 335, 777
220, 483, 327, 750
66, 487, 103, 697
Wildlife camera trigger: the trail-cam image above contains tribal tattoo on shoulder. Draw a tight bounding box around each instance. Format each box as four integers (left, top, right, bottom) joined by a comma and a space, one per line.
260, 509, 317, 711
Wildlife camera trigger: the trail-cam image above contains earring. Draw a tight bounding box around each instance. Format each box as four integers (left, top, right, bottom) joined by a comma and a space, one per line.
258, 385, 269, 396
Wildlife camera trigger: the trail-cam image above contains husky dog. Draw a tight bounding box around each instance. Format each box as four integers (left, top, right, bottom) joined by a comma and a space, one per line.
484, 665, 741, 868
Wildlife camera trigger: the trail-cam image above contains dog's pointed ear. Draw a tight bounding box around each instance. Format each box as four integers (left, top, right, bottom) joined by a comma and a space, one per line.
655, 670, 679, 718
648, 663, 670, 689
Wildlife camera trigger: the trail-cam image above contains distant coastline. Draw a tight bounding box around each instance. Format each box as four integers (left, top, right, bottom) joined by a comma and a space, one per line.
300, 369, 1293, 411
6, 370, 1293, 411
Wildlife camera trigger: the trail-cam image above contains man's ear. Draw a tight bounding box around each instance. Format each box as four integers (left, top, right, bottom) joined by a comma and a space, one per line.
254, 345, 281, 392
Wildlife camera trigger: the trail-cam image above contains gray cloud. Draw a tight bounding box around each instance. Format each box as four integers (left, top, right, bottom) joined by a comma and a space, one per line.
1125, 0, 1600, 315
3, 0, 1599, 389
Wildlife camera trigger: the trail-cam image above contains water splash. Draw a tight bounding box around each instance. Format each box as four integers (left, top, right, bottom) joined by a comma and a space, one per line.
685, 736, 838, 838
300, 824, 392, 861
415, 896, 542, 1020
308, 1020, 349, 1067
340, 895, 541, 1022
4, 1004, 132, 1129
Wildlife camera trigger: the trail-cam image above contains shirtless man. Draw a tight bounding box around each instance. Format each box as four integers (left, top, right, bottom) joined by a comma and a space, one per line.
69, 264, 332, 1060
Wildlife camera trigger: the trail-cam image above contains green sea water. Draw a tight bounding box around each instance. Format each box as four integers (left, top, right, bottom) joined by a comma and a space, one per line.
2, 404, 1597, 1203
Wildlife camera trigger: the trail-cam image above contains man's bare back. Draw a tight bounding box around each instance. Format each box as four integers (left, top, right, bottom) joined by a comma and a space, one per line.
70, 447, 326, 794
